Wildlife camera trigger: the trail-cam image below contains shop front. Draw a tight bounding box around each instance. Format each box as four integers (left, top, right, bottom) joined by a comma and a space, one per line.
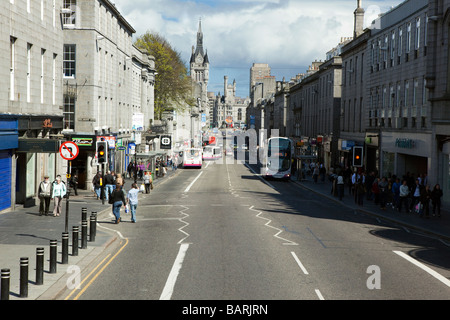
0, 115, 18, 212
381, 132, 431, 180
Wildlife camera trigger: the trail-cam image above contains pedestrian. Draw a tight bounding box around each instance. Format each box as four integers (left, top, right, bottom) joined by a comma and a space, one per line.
127, 183, 141, 223
313, 165, 319, 183
392, 178, 401, 210
372, 178, 380, 205
337, 173, 345, 201
70, 174, 79, 196
144, 171, 152, 194
116, 173, 124, 187
410, 179, 423, 213
319, 163, 326, 183
420, 185, 432, 218
127, 162, 134, 179
92, 172, 102, 200
355, 178, 365, 206
38, 175, 52, 216
378, 177, 389, 210
104, 171, 115, 201
51, 177, 66, 217
110, 183, 126, 224
431, 184, 443, 217
398, 180, 410, 213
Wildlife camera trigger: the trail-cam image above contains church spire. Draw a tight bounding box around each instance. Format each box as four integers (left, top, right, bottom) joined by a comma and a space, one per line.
195, 18, 204, 57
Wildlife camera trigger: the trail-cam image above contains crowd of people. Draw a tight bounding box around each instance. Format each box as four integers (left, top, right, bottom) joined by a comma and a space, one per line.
322, 166, 444, 219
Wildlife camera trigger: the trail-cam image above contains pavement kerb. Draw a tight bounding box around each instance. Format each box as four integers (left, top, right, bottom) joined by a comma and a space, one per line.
36, 205, 119, 300
293, 180, 450, 243
36, 169, 182, 300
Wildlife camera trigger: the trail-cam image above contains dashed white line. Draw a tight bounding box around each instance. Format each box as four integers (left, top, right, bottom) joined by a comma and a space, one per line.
315, 289, 325, 300
291, 252, 309, 275
393, 250, 450, 288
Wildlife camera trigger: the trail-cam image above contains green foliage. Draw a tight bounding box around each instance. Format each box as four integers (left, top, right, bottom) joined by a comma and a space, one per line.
135, 32, 195, 120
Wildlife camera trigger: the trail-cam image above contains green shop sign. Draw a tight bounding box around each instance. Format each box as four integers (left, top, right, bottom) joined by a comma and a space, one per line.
395, 138, 415, 149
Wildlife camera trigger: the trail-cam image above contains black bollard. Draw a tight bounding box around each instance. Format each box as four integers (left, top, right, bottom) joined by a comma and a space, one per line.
1, 269, 10, 300
49, 240, 57, 274
72, 226, 79, 256
20, 257, 28, 298
36, 247, 44, 285
81, 220, 87, 249
89, 215, 96, 242
81, 207, 87, 222
62, 232, 69, 264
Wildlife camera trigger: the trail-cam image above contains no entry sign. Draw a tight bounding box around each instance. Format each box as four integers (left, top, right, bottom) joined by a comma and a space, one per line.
60, 141, 79, 160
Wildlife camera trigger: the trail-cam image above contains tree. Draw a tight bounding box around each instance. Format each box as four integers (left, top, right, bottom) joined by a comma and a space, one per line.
135, 32, 195, 120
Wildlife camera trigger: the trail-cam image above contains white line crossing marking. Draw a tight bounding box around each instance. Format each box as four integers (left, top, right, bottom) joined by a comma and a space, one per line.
393, 250, 450, 288
249, 205, 298, 246
177, 205, 190, 244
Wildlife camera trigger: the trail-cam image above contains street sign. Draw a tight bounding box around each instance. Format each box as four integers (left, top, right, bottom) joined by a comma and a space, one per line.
59, 141, 79, 160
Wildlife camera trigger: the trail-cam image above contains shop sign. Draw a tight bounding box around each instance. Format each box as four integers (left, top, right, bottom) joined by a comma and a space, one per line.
72, 137, 93, 147
395, 138, 415, 149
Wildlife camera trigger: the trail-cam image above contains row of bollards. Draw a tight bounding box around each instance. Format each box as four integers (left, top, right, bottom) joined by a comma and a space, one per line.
1, 208, 97, 300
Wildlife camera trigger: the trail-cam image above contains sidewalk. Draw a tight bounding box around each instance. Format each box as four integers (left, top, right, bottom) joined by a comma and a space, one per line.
0, 167, 180, 300
293, 175, 450, 242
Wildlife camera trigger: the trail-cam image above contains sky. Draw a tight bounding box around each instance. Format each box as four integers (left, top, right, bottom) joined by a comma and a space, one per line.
111, 0, 404, 98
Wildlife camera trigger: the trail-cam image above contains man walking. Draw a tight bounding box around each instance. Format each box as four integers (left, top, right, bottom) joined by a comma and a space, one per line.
38, 175, 52, 216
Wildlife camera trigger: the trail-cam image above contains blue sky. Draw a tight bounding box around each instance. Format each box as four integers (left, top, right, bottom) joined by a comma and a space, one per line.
112, 0, 404, 98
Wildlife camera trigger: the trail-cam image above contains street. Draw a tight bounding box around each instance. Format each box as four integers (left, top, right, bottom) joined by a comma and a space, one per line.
56, 155, 450, 301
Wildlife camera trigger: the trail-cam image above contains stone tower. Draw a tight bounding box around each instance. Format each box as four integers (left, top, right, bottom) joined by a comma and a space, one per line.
354, 0, 365, 38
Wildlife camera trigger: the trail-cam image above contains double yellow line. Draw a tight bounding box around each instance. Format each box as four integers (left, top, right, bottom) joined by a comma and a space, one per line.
64, 238, 129, 300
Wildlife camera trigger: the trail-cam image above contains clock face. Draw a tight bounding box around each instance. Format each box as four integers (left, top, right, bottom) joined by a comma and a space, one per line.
195, 55, 203, 64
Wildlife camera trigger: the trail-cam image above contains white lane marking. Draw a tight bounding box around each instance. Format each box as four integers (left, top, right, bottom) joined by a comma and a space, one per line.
393, 250, 450, 288
184, 171, 203, 193
244, 163, 276, 190
315, 289, 325, 300
159, 243, 190, 300
250, 205, 298, 246
291, 252, 309, 275
177, 205, 190, 244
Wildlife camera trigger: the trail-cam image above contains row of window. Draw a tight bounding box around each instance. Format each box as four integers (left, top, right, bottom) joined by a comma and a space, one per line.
369, 77, 428, 110
9, 37, 58, 105
370, 14, 428, 71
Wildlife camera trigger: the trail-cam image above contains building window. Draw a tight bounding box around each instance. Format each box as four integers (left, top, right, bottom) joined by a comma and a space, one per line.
415, 17, 421, 50
63, 44, 76, 78
63, 96, 75, 130
406, 23, 412, 53
10, 36, 16, 101
41, 49, 46, 104
27, 43, 32, 103
62, 0, 76, 26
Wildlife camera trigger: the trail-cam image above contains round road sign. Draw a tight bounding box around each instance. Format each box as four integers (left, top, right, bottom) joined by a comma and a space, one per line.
60, 141, 79, 160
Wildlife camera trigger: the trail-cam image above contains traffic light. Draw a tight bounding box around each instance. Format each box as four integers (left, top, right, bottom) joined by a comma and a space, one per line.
352, 146, 364, 167
96, 141, 108, 164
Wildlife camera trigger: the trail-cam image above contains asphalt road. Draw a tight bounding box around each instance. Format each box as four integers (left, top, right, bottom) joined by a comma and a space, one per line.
60, 156, 450, 301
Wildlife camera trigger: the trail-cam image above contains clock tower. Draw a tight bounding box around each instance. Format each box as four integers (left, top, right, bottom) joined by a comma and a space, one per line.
190, 19, 210, 127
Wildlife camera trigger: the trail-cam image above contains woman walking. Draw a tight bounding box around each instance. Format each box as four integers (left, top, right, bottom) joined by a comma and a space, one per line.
431, 184, 443, 217
51, 177, 66, 217
110, 183, 126, 224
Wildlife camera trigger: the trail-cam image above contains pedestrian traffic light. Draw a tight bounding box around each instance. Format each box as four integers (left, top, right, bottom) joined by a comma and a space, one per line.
96, 141, 108, 164
353, 146, 363, 167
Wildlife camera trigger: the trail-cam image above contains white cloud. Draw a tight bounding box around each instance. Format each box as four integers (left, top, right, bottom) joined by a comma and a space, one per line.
111, 0, 404, 97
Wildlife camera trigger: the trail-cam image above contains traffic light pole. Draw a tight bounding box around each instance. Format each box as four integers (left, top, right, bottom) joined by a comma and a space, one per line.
101, 163, 105, 205
65, 160, 72, 234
